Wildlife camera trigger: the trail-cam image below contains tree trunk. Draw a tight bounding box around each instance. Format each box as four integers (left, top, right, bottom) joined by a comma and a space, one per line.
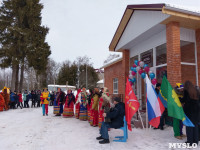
19, 60, 25, 91
15, 64, 19, 91
11, 64, 17, 92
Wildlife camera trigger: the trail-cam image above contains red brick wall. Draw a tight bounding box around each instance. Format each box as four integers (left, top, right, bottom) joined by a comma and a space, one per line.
181, 43, 196, 85
196, 29, 200, 87
104, 50, 130, 101
166, 22, 182, 87
104, 60, 124, 95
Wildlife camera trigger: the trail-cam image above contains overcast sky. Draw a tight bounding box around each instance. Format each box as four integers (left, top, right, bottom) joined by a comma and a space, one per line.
40, 0, 200, 68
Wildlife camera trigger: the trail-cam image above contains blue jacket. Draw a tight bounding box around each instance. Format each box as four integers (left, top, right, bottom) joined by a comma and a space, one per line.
10, 93, 15, 102
106, 102, 125, 128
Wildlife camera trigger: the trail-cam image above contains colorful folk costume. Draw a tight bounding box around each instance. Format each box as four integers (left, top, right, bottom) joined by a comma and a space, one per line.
63, 91, 75, 117
89, 97, 94, 126
87, 89, 93, 123
40, 90, 50, 116
0, 93, 5, 111
91, 88, 99, 126
54, 89, 65, 116
79, 89, 88, 121
98, 87, 111, 128
75, 89, 82, 119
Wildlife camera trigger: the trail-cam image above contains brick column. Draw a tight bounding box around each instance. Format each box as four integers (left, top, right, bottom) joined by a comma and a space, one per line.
196, 29, 200, 87
166, 22, 181, 87
122, 49, 130, 101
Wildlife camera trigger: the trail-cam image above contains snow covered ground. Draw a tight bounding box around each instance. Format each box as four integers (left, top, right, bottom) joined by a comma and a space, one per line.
0, 107, 199, 150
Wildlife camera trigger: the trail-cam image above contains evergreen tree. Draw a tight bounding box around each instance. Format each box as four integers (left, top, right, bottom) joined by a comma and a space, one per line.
0, 0, 51, 91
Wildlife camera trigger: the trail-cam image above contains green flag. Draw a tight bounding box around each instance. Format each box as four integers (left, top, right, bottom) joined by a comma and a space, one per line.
160, 76, 185, 121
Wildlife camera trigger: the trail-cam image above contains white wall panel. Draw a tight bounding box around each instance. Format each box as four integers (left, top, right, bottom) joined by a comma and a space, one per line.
130, 29, 166, 58
116, 10, 170, 50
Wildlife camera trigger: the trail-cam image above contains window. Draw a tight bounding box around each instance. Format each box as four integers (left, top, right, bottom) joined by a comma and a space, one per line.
113, 78, 118, 94
156, 43, 166, 66
141, 49, 153, 67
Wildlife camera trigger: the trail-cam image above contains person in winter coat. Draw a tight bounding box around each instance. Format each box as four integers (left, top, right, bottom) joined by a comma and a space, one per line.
36, 90, 41, 107
31, 90, 37, 107
96, 97, 125, 144
17, 91, 23, 109
63, 89, 75, 117
40, 88, 50, 116
23, 90, 29, 108
99, 87, 111, 128
13, 91, 19, 109
182, 81, 199, 146
10, 91, 16, 109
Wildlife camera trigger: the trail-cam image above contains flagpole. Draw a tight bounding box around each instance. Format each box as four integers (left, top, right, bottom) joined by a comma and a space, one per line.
138, 110, 144, 129
145, 79, 148, 130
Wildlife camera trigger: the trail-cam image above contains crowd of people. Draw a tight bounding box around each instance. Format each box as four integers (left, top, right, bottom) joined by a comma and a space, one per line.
0, 87, 42, 111
0, 80, 200, 146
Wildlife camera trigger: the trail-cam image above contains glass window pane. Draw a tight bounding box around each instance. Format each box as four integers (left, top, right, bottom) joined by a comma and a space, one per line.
181, 41, 195, 63
156, 66, 167, 84
141, 49, 153, 67
156, 43, 166, 66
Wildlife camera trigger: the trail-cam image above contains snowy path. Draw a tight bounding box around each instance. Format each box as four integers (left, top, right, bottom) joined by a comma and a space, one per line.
0, 107, 198, 150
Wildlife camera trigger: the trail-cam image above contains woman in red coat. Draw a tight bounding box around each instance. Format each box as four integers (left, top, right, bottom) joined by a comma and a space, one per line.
17, 91, 23, 109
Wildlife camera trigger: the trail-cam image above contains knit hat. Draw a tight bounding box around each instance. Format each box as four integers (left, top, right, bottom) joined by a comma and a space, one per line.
176, 83, 184, 89
114, 97, 121, 103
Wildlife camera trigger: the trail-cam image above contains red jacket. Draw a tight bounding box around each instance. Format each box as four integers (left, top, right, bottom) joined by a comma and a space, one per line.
18, 94, 23, 102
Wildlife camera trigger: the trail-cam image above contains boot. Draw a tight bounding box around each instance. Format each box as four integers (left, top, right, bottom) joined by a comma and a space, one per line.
99, 139, 110, 144
96, 136, 104, 140
175, 136, 182, 140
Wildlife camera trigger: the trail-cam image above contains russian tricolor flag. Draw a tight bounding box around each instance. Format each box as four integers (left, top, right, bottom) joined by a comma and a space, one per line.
146, 75, 165, 128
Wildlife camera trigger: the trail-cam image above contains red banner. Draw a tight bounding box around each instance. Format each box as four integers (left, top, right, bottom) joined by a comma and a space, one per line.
125, 78, 140, 131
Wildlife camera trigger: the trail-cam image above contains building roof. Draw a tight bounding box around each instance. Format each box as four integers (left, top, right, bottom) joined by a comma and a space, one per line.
109, 3, 200, 51
101, 52, 122, 69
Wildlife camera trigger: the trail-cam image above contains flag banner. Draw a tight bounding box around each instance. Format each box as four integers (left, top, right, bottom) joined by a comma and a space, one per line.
146, 75, 165, 128
125, 78, 140, 131
160, 76, 194, 127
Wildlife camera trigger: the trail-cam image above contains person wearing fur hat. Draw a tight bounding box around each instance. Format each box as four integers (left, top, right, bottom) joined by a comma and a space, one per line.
98, 87, 111, 128
96, 97, 125, 144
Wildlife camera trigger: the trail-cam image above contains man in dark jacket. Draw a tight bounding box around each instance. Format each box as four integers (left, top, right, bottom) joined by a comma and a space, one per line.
96, 97, 125, 144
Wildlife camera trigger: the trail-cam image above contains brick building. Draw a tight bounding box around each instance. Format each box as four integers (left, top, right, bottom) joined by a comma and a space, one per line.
104, 4, 200, 108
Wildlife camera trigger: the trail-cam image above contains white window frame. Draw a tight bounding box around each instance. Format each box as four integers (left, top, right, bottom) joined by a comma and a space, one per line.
113, 78, 118, 94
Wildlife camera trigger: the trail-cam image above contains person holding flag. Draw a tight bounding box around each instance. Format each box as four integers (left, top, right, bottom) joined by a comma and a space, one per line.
159, 76, 195, 141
